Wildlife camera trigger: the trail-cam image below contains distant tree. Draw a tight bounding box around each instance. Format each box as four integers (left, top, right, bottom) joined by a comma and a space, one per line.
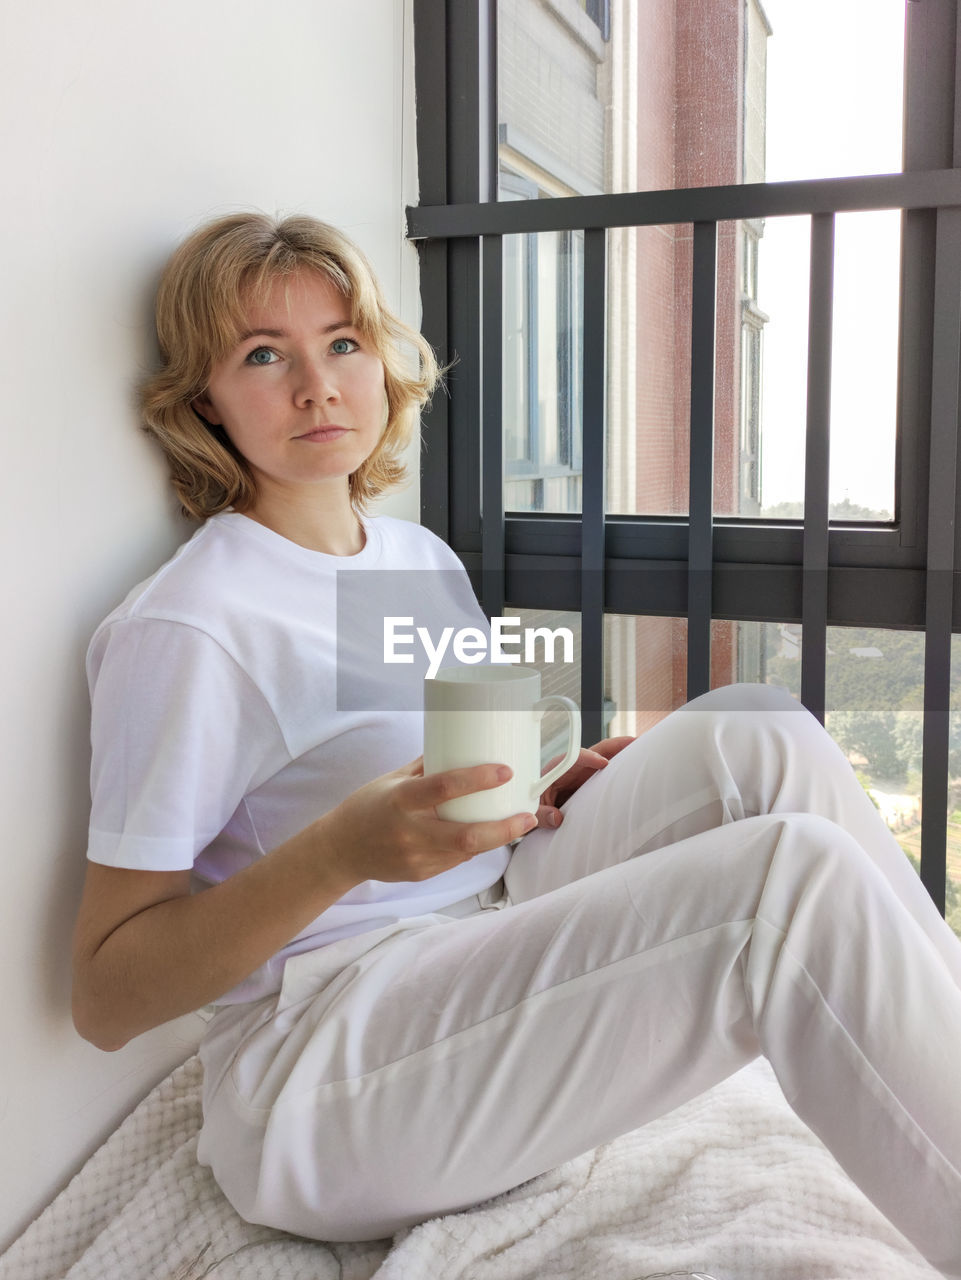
760, 500, 804, 520
829, 497, 894, 523
819, 633, 961, 781
760, 498, 893, 522
764, 655, 800, 698
827, 632, 923, 708
827, 709, 905, 778
893, 708, 924, 776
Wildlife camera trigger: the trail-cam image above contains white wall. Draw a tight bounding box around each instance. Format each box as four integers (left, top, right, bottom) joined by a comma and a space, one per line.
0, 0, 420, 1250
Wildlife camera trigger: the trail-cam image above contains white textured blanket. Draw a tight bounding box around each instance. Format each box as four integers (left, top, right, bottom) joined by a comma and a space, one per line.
0, 1056, 937, 1280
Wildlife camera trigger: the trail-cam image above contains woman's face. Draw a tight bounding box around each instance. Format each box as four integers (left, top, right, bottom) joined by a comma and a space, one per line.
195, 270, 387, 505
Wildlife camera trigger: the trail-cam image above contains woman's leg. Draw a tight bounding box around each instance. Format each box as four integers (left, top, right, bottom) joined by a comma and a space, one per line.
509, 682, 961, 983
199, 683, 961, 1270
203, 824, 961, 1274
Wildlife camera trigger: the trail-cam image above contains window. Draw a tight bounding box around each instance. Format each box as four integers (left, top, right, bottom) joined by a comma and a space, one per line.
577, 0, 610, 40
502, 180, 585, 513
410, 0, 961, 923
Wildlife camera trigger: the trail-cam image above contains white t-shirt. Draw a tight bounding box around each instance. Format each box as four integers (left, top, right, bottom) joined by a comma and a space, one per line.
86, 512, 510, 1004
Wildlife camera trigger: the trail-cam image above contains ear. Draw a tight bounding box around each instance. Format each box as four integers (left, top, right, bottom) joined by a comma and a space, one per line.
192, 395, 222, 426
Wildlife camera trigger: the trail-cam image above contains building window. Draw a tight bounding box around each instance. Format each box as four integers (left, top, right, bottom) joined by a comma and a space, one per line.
577, 0, 610, 40
502, 196, 585, 512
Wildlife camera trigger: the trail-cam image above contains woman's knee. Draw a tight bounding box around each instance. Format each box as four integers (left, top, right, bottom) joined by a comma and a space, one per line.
682, 681, 801, 716
761, 812, 880, 905
681, 684, 836, 785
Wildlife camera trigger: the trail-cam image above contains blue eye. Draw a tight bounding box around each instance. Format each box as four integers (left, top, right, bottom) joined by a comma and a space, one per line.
331, 337, 358, 355
246, 347, 277, 366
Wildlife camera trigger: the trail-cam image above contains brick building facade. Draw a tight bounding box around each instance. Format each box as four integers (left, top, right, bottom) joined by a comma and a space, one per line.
497, 0, 770, 735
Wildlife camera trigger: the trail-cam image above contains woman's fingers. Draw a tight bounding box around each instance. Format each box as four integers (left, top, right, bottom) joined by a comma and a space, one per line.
590, 735, 635, 760
537, 737, 636, 818
406, 762, 537, 848
409, 761, 512, 809
435, 807, 539, 851
323, 759, 537, 887
540, 748, 609, 807
535, 802, 563, 829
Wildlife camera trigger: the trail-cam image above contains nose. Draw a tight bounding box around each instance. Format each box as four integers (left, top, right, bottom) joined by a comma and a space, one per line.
293, 356, 339, 409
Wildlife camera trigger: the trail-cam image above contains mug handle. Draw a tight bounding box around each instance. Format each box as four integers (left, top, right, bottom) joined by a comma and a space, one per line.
531, 695, 582, 803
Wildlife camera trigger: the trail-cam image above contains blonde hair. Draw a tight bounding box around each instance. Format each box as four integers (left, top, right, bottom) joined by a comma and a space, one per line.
140, 212, 440, 520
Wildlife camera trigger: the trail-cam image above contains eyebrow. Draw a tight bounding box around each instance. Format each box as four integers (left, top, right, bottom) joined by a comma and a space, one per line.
238, 321, 354, 342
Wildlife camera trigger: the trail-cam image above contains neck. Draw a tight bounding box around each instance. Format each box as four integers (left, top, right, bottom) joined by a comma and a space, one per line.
242, 481, 365, 556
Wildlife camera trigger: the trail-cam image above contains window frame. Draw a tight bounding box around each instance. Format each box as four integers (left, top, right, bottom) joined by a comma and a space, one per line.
410, 0, 961, 914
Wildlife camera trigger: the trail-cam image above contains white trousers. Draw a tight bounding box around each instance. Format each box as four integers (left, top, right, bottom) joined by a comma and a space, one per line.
197, 685, 961, 1275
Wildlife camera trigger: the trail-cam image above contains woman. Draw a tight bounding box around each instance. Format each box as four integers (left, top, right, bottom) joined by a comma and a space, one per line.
72, 212, 961, 1275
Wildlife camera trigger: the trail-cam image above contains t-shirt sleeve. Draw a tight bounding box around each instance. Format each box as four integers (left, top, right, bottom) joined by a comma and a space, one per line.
86, 616, 289, 871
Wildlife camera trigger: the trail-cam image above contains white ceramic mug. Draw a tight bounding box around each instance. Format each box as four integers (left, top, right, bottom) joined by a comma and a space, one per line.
423, 665, 581, 822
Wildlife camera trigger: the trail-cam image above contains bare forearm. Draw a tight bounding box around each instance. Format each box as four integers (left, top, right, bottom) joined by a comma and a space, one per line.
73, 823, 352, 1050
73, 759, 535, 1052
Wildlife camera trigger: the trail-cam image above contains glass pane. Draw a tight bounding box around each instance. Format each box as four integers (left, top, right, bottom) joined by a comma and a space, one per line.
503, 231, 584, 514
764, 0, 905, 184
709, 620, 801, 693
710, 209, 901, 520
510, 607, 581, 765
498, 0, 608, 197
509, 610, 685, 750
497, 0, 905, 199
825, 626, 924, 783
711, 622, 957, 938
606, 226, 693, 515
829, 211, 900, 520
756, 216, 811, 516
603, 614, 688, 736
520, 610, 958, 936
823, 626, 940, 912
498, 4, 904, 519
715, 220, 767, 517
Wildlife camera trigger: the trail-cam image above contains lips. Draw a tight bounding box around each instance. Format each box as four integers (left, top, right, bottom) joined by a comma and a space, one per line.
296, 426, 349, 442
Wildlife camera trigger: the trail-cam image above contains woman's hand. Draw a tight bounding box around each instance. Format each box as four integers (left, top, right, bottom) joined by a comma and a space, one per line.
73, 757, 534, 1051
313, 757, 539, 887
535, 736, 635, 829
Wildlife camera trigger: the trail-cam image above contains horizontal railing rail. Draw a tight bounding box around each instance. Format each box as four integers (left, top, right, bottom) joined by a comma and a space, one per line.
410, 170, 961, 915
407, 169, 961, 238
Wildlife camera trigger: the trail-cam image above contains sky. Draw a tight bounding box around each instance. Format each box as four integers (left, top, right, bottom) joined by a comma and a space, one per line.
756, 0, 906, 514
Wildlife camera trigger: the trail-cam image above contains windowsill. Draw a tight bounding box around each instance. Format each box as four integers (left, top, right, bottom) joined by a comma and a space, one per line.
539, 0, 606, 59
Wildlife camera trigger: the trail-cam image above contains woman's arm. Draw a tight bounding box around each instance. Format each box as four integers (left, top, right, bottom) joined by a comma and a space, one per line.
72, 758, 535, 1051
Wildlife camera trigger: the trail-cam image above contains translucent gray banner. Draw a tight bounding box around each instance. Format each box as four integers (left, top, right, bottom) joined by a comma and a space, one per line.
335, 569, 578, 711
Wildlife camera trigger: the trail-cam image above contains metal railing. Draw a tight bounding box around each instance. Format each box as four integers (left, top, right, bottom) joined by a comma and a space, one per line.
408, 0, 961, 916
408, 169, 961, 914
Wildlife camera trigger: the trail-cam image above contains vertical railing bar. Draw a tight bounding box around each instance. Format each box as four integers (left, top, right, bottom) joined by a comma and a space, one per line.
412, 0, 448, 208
580, 227, 608, 746
417, 237, 452, 542
447, 0, 494, 205
800, 213, 834, 724
920, 204, 961, 913
479, 0, 499, 203
446, 0, 496, 553
481, 234, 505, 619
687, 221, 717, 700
449, 241, 484, 550
412, 0, 450, 542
